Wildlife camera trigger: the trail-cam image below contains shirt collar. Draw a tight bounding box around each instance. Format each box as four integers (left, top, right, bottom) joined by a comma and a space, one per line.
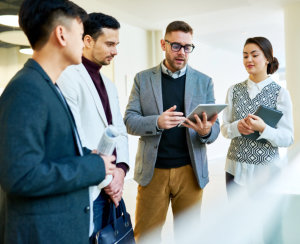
161, 60, 187, 79
247, 76, 273, 91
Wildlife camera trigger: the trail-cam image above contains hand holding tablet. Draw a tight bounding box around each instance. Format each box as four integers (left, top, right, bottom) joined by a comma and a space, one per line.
178, 104, 227, 127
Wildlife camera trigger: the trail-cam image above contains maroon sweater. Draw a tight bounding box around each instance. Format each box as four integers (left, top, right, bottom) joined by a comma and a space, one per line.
82, 56, 127, 174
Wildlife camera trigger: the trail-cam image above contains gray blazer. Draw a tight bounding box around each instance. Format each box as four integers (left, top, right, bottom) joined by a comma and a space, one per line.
124, 64, 220, 189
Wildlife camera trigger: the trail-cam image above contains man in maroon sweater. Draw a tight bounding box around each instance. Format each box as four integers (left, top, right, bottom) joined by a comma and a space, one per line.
57, 13, 129, 243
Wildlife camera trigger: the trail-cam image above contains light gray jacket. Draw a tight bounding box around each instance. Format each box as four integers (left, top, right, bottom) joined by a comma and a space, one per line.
124, 64, 220, 188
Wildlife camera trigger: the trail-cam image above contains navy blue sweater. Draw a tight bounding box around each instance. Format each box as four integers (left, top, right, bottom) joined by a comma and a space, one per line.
155, 73, 191, 168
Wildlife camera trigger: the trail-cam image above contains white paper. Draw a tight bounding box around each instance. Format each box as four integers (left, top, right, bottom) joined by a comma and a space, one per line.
97, 125, 119, 189
97, 125, 119, 155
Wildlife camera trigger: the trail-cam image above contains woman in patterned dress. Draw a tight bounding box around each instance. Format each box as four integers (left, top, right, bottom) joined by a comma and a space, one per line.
221, 36, 294, 197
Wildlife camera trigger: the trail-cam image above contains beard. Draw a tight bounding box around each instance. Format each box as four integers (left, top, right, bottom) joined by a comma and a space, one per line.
93, 54, 115, 66
165, 53, 187, 72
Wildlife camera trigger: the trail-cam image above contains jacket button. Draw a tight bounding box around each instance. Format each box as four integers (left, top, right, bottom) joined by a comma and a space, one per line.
154, 145, 157, 149
84, 206, 90, 213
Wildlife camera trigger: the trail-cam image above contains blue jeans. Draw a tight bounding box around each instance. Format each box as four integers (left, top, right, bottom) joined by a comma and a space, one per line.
89, 191, 110, 244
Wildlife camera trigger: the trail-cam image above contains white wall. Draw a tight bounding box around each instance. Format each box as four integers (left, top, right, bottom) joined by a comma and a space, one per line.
113, 22, 150, 114
189, 40, 247, 104
113, 22, 151, 177
285, 2, 300, 145
0, 47, 30, 90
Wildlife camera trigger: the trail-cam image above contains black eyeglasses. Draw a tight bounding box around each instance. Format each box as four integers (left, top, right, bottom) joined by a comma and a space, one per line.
165, 40, 195, 53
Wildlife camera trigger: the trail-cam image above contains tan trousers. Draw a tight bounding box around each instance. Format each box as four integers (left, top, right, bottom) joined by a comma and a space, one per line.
134, 164, 203, 242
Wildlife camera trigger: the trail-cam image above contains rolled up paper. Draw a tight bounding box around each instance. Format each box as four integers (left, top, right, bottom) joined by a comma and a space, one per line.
97, 125, 119, 155
97, 125, 119, 189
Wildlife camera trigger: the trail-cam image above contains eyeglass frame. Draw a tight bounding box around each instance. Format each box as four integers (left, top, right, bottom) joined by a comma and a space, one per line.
164, 40, 195, 53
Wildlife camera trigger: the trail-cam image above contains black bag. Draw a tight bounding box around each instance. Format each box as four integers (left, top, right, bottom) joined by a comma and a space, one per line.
95, 199, 135, 244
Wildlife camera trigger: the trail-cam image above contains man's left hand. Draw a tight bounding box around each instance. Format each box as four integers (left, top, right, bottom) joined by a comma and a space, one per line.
104, 167, 125, 206
182, 112, 218, 136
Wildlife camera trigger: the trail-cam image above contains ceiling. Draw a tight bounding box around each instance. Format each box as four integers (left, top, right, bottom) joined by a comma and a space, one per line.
0, 0, 20, 15
72, 0, 300, 31
1, 0, 300, 65
73, 0, 300, 67
0, 0, 23, 48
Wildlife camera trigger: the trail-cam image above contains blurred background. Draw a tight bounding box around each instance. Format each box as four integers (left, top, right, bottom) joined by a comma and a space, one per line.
0, 0, 299, 243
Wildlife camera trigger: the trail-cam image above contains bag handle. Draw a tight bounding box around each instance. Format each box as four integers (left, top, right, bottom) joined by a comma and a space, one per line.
110, 199, 130, 235
119, 199, 130, 227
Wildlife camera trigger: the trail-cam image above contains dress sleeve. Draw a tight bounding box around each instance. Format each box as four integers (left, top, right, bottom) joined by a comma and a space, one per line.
258, 87, 294, 147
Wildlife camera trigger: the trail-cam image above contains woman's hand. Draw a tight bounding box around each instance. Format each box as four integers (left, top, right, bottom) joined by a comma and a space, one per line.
245, 114, 266, 133
237, 118, 254, 135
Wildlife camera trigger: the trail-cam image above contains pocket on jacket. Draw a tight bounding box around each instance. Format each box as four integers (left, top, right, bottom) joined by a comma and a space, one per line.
135, 140, 145, 174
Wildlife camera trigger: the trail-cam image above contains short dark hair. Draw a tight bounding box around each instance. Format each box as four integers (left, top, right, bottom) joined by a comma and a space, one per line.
19, 0, 87, 50
83, 12, 120, 40
244, 37, 279, 74
165, 21, 193, 36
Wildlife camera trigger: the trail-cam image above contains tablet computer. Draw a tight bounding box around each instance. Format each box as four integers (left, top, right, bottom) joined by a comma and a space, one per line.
178, 104, 227, 127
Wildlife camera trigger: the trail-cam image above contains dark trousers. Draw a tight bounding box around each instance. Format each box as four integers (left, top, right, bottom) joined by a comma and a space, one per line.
89, 191, 110, 244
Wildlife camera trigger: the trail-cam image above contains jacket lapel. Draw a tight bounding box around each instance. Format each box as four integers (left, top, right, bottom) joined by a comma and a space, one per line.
28, 59, 76, 129
40, 74, 82, 154
151, 65, 163, 114
184, 66, 196, 114
76, 64, 108, 126
49, 80, 76, 130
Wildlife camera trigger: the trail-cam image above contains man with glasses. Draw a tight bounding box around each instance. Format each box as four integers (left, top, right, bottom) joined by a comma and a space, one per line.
124, 21, 220, 241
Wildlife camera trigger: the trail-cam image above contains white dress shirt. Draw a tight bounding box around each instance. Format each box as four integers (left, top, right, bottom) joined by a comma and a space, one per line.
221, 77, 294, 185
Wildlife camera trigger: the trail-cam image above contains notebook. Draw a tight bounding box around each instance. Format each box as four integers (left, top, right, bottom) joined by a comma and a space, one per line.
242, 105, 283, 141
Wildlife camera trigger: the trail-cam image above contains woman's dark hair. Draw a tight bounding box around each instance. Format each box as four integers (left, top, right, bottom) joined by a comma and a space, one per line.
83, 13, 120, 40
19, 0, 87, 50
244, 37, 279, 74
